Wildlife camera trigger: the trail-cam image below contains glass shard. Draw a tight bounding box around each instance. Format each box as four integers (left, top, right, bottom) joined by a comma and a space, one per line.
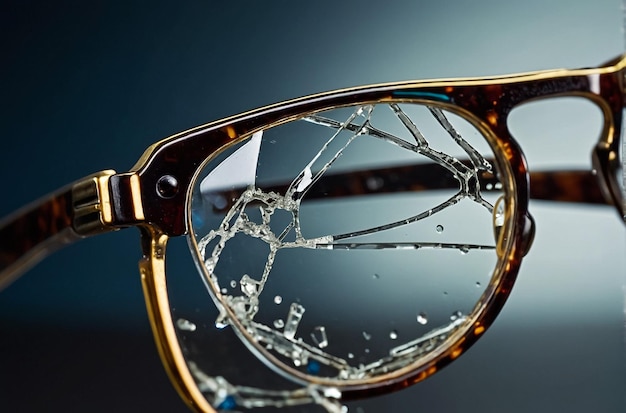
284, 303, 306, 340
311, 326, 329, 349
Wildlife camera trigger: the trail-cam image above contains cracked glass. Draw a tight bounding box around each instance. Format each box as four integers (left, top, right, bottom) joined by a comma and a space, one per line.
169, 102, 513, 412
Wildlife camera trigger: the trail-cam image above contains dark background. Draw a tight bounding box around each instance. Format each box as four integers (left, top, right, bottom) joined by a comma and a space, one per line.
1, 1, 625, 412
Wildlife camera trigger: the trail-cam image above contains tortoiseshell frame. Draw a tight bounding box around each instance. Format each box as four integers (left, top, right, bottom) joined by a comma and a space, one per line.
1, 55, 625, 412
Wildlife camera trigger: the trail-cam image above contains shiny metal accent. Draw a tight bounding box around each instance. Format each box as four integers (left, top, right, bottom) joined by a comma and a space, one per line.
72, 170, 116, 236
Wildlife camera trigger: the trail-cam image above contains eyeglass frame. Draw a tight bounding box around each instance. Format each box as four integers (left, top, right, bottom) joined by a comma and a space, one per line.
0, 54, 624, 411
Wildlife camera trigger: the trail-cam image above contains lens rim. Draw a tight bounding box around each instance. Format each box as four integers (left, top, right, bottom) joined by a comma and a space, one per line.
183, 99, 526, 395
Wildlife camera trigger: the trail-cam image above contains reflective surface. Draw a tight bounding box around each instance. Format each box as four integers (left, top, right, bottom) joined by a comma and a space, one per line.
1, 1, 625, 412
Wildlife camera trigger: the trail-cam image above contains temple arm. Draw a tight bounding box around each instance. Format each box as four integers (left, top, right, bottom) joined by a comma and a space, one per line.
0, 171, 117, 290
0, 162, 606, 290
306, 163, 606, 204
528, 170, 605, 204
211, 162, 607, 212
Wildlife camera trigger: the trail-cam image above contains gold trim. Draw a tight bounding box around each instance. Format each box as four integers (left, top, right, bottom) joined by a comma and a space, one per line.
97, 175, 113, 224
139, 227, 214, 413
129, 54, 626, 173
72, 170, 116, 235
130, 174, 146, 221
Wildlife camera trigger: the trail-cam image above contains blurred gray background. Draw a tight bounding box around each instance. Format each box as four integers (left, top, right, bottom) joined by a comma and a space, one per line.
1, 1, 625, 412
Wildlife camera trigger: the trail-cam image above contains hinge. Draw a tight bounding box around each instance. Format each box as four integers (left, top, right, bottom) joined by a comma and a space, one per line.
71, 170, 117, 236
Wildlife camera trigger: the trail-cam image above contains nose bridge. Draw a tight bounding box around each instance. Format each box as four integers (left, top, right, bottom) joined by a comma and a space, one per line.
587, 66, 626, 222
520, 211, 536, 256
592, 85, 626, 222
620, 136, 626, 224
621, 68, 626, 221
592, 133, 625, 222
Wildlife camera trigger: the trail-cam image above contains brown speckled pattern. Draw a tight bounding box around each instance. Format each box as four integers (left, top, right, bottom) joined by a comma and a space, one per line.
0, 189, 78, 286
530, 170, 607, 204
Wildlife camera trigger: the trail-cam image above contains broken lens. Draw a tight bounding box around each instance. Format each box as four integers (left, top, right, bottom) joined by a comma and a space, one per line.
174, 102, 511, 410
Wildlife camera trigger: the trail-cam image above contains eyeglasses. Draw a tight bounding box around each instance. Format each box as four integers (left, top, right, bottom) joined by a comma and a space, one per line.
1, 54, 624, 413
